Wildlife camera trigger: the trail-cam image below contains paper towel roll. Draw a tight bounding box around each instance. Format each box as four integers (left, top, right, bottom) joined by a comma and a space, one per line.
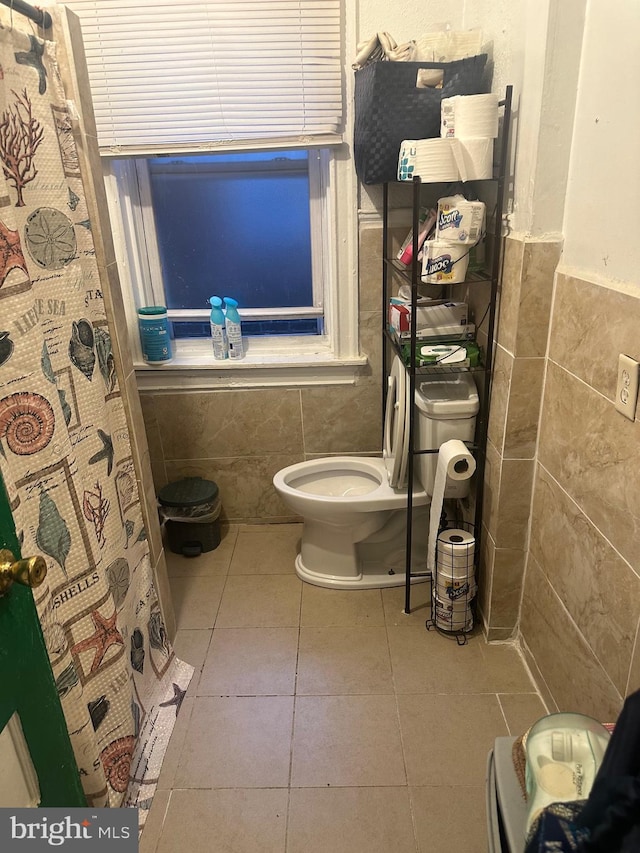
440, 94, 500, 139
451, 138, 494, 181
421, 240, 470, 284
398, 139, 459, 183
427, 441, 476, 572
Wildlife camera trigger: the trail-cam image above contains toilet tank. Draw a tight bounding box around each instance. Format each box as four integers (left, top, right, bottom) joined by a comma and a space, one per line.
414, 373, 479, 497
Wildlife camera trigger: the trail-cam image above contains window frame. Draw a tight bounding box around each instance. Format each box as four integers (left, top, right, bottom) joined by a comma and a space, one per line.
103, 142, 363, 389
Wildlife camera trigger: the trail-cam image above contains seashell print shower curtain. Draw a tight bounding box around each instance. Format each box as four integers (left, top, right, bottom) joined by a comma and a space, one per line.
0, 23, 192, 822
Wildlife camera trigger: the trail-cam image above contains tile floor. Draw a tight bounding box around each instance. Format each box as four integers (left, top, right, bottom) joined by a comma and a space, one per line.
141, 523, 547, 853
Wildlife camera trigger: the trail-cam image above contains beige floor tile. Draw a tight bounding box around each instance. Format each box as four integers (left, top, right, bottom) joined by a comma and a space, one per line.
301, 585, 385, 627
291, 695, 406, 787
498, 692, 548, 736
157, 698, 196, 790
139, 789, 170, 853
169, 576, 226, 630
198, 627, 298, 695
287, 787, 417, 853
215, 575, 302, 627
296, 627, 394, 695
165, 524, 238, 577
229, 523, 301, 574
410, 786, 486, 853
156, 788, 288, 853
382, 581, 432, 627
171, 629, 212, 697
175, 696, 294, 788
398, 694, 508, 787
388, 628, 535, 694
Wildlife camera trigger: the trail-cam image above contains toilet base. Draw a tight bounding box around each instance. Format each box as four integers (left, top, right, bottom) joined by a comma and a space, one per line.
295, 553, 429, 590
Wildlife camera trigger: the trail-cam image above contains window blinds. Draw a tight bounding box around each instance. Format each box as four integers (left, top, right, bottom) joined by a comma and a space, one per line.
63, 0, 344, 154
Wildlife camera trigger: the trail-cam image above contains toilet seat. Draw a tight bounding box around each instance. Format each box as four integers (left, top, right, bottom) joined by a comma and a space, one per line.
383, 356, 410, 488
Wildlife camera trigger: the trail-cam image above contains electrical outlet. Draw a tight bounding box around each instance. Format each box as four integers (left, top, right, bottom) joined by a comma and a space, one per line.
615, 354, 639, 421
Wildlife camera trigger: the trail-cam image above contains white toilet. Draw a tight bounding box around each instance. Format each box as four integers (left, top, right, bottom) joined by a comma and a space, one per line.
273, 356, 479, 589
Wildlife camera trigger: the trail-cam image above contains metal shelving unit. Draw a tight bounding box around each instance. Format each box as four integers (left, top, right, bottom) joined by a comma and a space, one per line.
381, 86, 513, 624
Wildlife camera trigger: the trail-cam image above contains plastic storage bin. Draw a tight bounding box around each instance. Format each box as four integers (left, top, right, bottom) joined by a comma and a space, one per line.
158, 477, 221, 557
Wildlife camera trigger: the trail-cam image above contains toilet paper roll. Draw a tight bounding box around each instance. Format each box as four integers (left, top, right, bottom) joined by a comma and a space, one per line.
421, 240, 470, 284
440, 94, 500, 139
432, 594, 474, 632
427, 441, 476, 572
437, 527, 476, 573
398, 138, 459, 183
435, 573, 477, 602
451, 138, 494, 181
436, 196, 486, 244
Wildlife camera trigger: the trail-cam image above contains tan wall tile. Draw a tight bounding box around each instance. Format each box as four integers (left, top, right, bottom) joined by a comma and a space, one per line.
483, 439, 501, 542
496, 236, 524, 353
139, 393, 164, 460
515, 241, 561, 358
519, 636, 559, 713
477, 526, 495, 626
539, 360, 640, 569
487, 627, 516, 641
495, 458, 534, 549
165, 454, 304, 522
530, 465, 640, 694
550, 274, 640, 401
359, 225, 383, 314
158, 389, 304, 460
490, 548, 525, 628
520, 556, 623, 720
487, 344, 513, 453
504, 358, 544, 458
359, 310, 383, 386
301, 383, 382, 455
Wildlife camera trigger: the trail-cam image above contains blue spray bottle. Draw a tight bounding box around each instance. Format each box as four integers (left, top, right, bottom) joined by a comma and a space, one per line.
223, 297, 244, 359
209, 296, 228, 360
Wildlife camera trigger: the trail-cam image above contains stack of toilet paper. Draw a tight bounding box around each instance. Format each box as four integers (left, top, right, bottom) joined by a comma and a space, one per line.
421, 195, 485, 283
433, 527, 476, 633
397, 93, 498, 183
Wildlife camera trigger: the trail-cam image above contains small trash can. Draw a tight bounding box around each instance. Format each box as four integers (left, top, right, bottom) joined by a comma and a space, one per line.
158, 477, 221, 557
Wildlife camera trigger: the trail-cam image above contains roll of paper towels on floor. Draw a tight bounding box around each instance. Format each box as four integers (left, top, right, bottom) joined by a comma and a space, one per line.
427, 440, 476, 572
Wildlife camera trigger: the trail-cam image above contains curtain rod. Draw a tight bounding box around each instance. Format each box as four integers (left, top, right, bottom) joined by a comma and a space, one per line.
0, 0, 52, 29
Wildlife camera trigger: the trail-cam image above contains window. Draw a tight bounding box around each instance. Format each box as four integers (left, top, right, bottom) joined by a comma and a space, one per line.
66, 0, 360, 386
118, 148, 328, 343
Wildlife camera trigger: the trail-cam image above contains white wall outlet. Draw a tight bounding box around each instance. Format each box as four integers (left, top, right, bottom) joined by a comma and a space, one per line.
615, 353, 639, 421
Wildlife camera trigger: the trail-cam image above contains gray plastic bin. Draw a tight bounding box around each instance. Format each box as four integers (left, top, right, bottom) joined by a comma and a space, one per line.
158, 477, 221, 557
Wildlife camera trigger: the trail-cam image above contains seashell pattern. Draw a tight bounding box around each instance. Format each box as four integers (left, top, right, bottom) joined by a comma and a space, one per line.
130, 628, 145, 674
69, 318, 95, 380
88, 695, 110, 730
0, 391, 55, 455
0, 330, 14, 366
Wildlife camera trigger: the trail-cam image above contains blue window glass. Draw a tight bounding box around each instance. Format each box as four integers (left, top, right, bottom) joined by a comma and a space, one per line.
148, 151, 313, 316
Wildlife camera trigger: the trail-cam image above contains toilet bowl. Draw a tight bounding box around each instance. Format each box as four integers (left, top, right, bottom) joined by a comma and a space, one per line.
273, 356, 479, 590
273, 455, 429, 588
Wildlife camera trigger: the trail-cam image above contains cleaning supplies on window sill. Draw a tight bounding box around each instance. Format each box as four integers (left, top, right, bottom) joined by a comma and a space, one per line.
209, 296, 229, 360
223, 297, 245, 360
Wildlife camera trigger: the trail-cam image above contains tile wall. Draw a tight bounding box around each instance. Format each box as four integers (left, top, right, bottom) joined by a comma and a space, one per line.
139, 224, 389, 523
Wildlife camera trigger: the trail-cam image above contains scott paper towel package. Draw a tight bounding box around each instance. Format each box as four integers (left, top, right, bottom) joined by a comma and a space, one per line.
436, 196, 485, 244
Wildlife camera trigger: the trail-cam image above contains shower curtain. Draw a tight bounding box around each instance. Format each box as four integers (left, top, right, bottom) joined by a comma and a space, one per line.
0, 21, 192, 822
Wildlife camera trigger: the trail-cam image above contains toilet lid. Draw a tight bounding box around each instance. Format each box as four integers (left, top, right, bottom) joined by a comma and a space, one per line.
383, 356, 409, 488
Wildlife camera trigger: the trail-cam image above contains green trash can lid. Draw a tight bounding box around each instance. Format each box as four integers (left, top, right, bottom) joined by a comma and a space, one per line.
158, 477, 219, 507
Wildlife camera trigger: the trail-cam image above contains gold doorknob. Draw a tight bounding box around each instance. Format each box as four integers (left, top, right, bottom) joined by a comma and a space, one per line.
0, 549, 47, 596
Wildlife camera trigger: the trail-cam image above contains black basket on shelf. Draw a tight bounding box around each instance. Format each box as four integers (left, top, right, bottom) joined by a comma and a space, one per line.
354, 54, 488, 185
427, 520, 476, 643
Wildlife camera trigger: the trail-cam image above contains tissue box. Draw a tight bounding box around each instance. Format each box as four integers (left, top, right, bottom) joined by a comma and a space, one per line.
388, 301, 471, 339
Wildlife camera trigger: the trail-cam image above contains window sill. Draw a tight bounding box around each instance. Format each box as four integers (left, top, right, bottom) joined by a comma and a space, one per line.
134, 349, 368, 390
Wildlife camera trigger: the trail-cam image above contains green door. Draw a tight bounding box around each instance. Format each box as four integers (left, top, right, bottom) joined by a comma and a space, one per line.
0, 473, 85, 807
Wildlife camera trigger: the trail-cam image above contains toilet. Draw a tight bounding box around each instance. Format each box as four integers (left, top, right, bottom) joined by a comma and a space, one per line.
273, 356, 479, 589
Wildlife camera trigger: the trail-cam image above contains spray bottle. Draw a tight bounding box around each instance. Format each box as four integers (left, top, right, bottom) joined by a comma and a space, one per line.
209, 296, 228, 360
223, 297, 244, 359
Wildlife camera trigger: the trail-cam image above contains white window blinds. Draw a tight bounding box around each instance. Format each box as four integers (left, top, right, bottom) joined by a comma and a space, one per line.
62, 0, 344, 154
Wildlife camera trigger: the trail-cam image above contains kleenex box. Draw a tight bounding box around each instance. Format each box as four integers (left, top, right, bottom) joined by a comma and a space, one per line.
388, 300, 470, 339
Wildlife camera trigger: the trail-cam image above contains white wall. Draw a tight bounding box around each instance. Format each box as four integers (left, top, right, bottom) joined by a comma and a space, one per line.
561, 0, 640, 293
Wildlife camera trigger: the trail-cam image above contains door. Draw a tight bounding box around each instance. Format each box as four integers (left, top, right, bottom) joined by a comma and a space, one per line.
0, 473, 85, 807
